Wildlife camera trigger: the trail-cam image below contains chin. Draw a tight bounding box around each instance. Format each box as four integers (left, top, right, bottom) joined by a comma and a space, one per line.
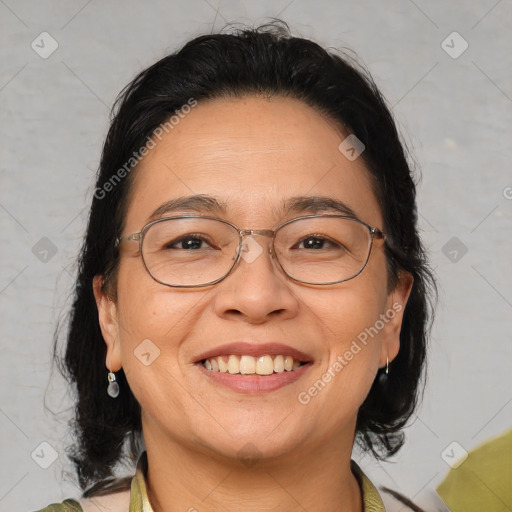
191, 421, 309, 466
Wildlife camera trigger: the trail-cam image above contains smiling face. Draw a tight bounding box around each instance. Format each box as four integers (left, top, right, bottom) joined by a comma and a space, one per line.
94, 95, 412, 466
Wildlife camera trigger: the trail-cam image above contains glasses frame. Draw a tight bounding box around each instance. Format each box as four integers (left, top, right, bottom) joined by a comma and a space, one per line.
114, 214, 386, 288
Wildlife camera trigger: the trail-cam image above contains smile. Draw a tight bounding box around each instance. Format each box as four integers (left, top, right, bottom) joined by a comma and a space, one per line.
196, 356, 312, 394
201, 354, 306, 375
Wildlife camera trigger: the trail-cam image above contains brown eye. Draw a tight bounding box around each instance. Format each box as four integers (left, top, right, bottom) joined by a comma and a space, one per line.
296, 236, 342, 250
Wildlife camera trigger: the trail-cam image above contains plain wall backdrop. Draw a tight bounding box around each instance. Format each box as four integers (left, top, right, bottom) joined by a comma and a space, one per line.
1, 1, 511, 511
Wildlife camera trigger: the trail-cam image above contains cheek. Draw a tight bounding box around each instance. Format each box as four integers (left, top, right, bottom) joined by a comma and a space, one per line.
320, 252, 389, 353
307, 263, 389, 407
323, 287, 385, 373
114, 260, 204, 384
113, 268, 210, 435
115, 256, 198, 339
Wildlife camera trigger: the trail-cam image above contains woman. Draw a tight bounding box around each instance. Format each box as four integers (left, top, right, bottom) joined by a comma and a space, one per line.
39, 21, 436, 512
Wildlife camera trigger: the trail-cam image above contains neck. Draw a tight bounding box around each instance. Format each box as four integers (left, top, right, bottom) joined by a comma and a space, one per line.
143, 423, 363, 512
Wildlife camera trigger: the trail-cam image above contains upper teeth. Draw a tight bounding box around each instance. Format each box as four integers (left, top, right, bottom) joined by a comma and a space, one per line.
202, 355, 303, 375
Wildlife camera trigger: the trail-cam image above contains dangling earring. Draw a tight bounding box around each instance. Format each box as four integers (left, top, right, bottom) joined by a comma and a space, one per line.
107, 369, 120, 398
377, 357, 389, 387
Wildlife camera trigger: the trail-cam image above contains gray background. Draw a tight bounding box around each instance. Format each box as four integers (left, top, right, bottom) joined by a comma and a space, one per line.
1, 1, 511, 511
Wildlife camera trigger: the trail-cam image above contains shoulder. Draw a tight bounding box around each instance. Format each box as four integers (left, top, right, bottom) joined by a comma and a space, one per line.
351, 460, 429, 512
34, 498, 82, 512
34, 489, 130, 512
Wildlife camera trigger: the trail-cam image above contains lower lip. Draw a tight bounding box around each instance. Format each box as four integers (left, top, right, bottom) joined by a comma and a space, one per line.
195, 362, 312, 394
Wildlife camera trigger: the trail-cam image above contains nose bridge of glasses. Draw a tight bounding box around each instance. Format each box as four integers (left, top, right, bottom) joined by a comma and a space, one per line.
239, 228, 275, 238
237, 228, 276, 259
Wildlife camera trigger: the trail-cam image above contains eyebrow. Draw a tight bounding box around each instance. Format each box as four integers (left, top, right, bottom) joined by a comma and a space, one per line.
146, 194, 358, 222
147, 195, 228, 221
283, 196, 357, 218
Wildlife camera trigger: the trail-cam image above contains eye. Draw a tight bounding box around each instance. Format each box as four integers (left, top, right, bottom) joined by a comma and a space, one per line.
164, 234, 216, 250
296, 236, 343, 250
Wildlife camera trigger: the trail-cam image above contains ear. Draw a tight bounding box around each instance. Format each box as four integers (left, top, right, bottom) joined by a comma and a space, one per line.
93, 275, 122, 372
379, 271, 414, 368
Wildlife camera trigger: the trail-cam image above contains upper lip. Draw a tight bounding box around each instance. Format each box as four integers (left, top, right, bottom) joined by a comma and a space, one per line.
194, 342, 314, 363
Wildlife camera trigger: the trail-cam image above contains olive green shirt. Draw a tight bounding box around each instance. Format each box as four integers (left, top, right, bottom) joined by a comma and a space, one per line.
436, 428, 512, 512
36, 453, 386, 511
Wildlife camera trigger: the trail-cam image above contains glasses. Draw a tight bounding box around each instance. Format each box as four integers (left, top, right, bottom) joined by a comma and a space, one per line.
114, 214, 386, 287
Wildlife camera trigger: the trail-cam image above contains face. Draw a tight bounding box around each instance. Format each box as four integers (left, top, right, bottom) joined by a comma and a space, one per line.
95, 95, 412, 464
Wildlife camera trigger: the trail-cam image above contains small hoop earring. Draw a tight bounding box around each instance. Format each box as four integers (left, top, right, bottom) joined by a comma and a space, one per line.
385, 356, 389, 375
107, 369, 120, 398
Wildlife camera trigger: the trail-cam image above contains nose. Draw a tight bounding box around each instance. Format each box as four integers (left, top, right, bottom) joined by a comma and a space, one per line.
213, 235, 299, 324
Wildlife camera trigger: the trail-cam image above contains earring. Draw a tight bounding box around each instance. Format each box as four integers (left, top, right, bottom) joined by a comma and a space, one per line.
107, 369, 120, 398
377, 357, 390, 387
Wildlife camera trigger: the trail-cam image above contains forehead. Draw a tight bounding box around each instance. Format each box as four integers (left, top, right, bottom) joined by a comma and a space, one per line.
125, 95, 382, 228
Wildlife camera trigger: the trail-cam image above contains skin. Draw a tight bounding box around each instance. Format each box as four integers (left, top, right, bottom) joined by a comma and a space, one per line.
94, 95, 413, 512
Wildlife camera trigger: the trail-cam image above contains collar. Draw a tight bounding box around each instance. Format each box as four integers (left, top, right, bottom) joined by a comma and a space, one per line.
351, 460, 387, 512
129, 452, 386, 512
128, 451, 152, 512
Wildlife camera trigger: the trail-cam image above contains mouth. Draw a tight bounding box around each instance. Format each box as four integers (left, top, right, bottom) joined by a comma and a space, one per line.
193, 342, 314, 393
198, 354, 309, 376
